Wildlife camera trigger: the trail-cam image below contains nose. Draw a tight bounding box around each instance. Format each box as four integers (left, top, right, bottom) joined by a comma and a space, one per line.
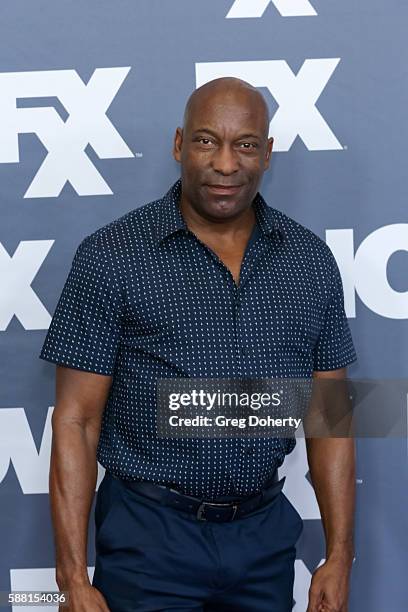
211, 144, 240, 175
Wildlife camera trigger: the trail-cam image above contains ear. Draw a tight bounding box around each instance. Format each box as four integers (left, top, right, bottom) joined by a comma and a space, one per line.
264, 137, 274, 170
173, 127, 183, 162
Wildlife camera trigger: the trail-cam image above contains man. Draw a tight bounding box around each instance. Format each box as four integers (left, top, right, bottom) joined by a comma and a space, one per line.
39, 77, 357, 612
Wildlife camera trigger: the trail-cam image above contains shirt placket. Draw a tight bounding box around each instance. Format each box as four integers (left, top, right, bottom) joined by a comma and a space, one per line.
188, 232, 272, 494
188, 230, 271, 371
234, 238, 273, 491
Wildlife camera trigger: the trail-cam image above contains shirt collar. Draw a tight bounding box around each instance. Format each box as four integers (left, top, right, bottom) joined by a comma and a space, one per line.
155, 179, 284, 244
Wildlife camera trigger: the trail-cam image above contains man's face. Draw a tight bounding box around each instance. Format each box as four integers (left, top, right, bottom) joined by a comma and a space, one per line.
173, 90, 273, 222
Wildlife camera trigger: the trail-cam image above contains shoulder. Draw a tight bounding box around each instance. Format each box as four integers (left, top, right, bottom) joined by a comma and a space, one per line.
271, 206, 337, 269
76, 194, 163, 260
67, 195, 164, 290
266, 205, 341, 302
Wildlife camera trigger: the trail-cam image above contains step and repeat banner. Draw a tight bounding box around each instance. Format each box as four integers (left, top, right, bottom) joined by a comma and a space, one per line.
0, 1, 407, 610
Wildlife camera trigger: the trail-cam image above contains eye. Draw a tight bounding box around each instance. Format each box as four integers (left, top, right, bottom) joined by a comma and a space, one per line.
197, 138, 214, 145
239, 142, 258, 149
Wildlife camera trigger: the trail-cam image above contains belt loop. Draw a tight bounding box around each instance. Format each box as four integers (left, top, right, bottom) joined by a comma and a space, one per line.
230, 504, 238, 520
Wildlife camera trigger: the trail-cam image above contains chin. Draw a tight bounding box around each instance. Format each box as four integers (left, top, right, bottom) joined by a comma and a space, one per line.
211, 197, 244, 214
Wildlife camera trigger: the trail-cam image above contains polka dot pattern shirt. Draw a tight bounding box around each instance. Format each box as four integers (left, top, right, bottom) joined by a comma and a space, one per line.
39, 179, 357, 500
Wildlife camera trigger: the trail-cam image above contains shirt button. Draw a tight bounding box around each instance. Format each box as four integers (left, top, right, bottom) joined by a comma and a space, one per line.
245, 447, 255, 456
241, 346, 247, 356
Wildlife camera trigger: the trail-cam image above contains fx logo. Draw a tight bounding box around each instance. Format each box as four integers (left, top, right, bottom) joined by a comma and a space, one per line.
226, 0, 317, 18
0, 67, 134, 198
196, 59, 342, 151
0, 240, 54, 330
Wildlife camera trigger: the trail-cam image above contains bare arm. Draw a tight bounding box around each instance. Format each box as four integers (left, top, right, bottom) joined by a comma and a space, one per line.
306, 367, 355, 612
50, 365, 113, 609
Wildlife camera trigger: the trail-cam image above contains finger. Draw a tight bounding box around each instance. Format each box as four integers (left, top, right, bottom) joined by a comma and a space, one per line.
307, 589, 322, 612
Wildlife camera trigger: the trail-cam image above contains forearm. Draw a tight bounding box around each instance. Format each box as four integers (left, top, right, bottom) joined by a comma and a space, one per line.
306, 437, 355, 561
50, 417, 99, 588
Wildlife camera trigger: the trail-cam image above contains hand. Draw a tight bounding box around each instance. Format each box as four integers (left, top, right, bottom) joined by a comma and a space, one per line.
59, 583, 110, 611
306, 556, 352, 612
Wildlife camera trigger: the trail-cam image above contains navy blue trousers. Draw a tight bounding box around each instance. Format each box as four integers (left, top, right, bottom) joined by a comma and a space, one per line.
92, 472, 303, 611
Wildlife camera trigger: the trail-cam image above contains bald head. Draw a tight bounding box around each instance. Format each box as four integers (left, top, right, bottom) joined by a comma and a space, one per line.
183, 77, 270, 138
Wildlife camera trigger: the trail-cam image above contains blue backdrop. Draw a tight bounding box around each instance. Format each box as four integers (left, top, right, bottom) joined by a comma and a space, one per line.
0, 1, 407, 610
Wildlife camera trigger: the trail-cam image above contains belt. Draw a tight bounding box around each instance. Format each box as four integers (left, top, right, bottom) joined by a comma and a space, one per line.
111, 471, 286, 522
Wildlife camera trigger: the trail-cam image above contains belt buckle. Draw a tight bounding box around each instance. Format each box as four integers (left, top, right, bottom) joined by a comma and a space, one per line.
196, 500, 238, 521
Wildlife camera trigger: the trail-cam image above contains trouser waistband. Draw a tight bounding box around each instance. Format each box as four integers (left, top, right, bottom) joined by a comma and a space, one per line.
109, 471, 285, 522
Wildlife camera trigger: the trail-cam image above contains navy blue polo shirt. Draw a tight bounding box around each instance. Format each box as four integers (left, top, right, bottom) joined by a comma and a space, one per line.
39, 179, 357, 500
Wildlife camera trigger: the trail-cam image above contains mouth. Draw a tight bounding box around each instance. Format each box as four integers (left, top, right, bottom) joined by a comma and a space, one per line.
205, 184, 243, 195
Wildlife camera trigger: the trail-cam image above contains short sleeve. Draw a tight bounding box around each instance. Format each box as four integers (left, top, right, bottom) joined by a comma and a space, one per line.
312, 252, 357, 371
39, 236, 124, 375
